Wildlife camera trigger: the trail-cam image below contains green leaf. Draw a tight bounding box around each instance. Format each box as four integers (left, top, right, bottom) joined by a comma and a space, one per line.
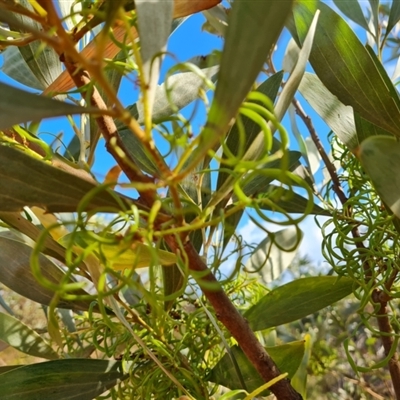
0, 211, 66, 261
332, 0, 370, 32
216, 71, 284, 191
136, 0, 174, 116
1, 47, 43, 90
0, 236, 95, 311
0, 145, 130, 212
0, 359, 127, 400
245, 227, 303, 284
291, 333, 312, 398
67, 232, 177, 270
245, 276, 354, 331
5, 0, 62, 88
299, 72, 357, 150
0, 82, 94, 130
193, 0, 294, 165
254, 186, 330, 216
354, 111, 392, 144
387, 0, 400, 36
357, 136, 400, 219
0, 312, 58, 360
294, 2, 400, 138
209, 341, 305, 393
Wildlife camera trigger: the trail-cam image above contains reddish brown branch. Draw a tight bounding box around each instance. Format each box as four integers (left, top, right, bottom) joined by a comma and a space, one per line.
373, 291, 400, 400
165, 237, 302, 400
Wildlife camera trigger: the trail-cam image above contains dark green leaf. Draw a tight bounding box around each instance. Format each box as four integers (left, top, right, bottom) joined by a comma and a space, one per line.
209, 342, 304, 393
387, 0, 400, 36
0, 82, 94, 130
0, 312, 58, 360
193, 0, 294, 163
0, 236, 95, 312
299, 72, 357, 150
354, 111, 392, 143
0, 359, 127, 400
332, 0, 370, 32
294, 2, 400, 137
358, 136, 400, 219
245, 276, 354, 331
0, 145, 130, 212
256, 186, 330, 216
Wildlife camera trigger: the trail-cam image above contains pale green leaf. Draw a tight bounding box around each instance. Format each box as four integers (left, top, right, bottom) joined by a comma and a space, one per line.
299, 72, 357, 150
0, 359, 126, 400
387, 0, 400, 36
209, 342, 305, 393
245, 227, 303, 284
0, 236, 95, 311
245, 276, 354, 331
358, 136, 400, 218
0, 312, 58, 360
136, 0, 174, 116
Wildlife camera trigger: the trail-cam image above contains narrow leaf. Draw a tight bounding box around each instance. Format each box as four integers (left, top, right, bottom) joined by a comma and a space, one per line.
209, 342, 304, 393
0, 145, 130, 212
0, 236, 95, 311
357, 136, 400, 219
245, 227, 303, 284
252, 186, 330, 216
0, 312, 58, 360
245, 276, 354, 331
1, 47, 43, 90
194, 0, 294, 164
294, 2, 400, 137
5, 0, 62, 88
0, 359, 126, 400
0, 82, 94, 130
387, 0, 400, 36
136, 0, 173, 116
299, 72, 357, 149
332, 0, 370, 32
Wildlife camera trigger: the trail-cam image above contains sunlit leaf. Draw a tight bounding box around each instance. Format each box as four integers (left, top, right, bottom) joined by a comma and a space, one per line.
0, 312, 58, 360
245, 276, 354, 331
294, 2, 400, 138
0, 82, 94, 130
299, 72, 357, 150
0, 359, 127, 400
0, 236, 94, 311
136, 0, 173, 117
0, 145, 130, 212
245, 226, 303, 284
291, 333, 312, 398
209, 341, 304, 393
357, 136, 400, 219
67, 233, 177, 270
